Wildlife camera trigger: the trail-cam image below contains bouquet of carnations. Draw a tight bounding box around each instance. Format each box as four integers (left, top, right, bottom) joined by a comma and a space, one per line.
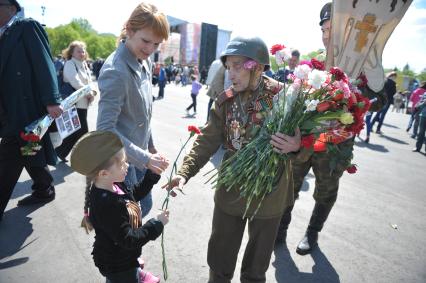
20, 85, 95, 156
210, 44, 370, 218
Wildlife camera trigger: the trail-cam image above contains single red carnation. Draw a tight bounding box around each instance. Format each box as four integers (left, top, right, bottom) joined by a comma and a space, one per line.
330, 67, 346, 81
188, 125, 201, 135
346, 164, 357, 174
301, 134, 315, 149
311, 58, 325, 70
316, 101, 331, 112
270, 44, 285, 55
20, 131, 30, 142
332, 90, 344, 101
28, 134, 40, 142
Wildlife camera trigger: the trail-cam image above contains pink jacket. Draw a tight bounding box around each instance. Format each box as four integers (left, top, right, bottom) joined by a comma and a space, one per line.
410, 88, 426, 107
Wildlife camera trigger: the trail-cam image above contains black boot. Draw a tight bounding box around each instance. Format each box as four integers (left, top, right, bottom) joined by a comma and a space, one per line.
17, 185, 55, 206
296, 202, 334, 255
275, 205, 294, 245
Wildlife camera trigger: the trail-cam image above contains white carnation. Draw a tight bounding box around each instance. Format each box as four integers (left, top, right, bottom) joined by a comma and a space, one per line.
275, 52, 285, 65
308, 69, 327, 89
274, 48, 293, 65
281, 48, 292, 61
305, 99, 320, 112
294, 64, 311, 80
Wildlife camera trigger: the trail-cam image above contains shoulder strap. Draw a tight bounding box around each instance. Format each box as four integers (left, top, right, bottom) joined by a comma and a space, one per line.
216, 88, 235, 106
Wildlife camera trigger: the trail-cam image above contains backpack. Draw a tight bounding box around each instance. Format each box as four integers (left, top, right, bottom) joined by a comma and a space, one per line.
57, 61, 78, 99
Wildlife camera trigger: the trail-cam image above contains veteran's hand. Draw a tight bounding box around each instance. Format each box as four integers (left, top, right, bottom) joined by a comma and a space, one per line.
47, 105, 63, 118
147, 153, 169, 174
270, 127, 301, 154
161, 175, 186, 197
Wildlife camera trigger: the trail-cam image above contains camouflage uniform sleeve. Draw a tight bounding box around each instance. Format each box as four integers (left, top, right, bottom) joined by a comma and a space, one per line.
177, 100, 225, 181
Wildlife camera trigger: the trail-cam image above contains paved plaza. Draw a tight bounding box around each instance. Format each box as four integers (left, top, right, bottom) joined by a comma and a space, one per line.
0, 83, 425, 283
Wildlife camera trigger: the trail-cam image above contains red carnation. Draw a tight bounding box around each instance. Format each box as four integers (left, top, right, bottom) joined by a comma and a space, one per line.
28, 133, 40, 142
20, 131, 30, 142
330, 67, 346, 81
332, 90, 344, 102
20, 132, 40, 142
188, 125, 201, 135
270, 44, 285, 55
316, 101, 331, 112
346, 164, 357, 174
301, 134, 315, 149
311, 58, 325, 71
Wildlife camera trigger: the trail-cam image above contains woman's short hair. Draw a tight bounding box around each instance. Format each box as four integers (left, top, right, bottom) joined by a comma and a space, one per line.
120, 2, 169, 42
62, 41, 88, 60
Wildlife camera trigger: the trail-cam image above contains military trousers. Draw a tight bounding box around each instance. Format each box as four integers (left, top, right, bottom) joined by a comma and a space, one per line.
292, 140, 354, 205
207, 205, 281, 283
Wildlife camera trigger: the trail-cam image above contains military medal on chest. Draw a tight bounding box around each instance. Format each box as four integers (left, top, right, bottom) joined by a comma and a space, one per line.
228, 101, 246, 150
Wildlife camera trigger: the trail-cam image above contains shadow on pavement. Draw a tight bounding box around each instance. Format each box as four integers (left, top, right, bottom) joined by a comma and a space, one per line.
377, 134, 408, 145
382, 123, 399, 129
273, 245, 340, 283
10, 162, 74, 200
182, 114, 197, 119
354, 140, 389, 152
0, 206, 41, 270
50, 162, 74, 186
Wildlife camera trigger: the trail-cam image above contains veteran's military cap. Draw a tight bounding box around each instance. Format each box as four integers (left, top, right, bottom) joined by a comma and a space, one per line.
319, 2, 332, 26
70, 131, 124, 176
220, 36, 270, 71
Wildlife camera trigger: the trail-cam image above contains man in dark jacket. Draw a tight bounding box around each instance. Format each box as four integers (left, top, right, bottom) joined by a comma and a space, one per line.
0, 0, 63, 221
371, 71, 397, 134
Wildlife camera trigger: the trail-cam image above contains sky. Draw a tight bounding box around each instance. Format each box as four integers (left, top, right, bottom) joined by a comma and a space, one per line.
19, 0, 426, 73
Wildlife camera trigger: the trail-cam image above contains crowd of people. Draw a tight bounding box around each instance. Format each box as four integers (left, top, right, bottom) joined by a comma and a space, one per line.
0, 0, 424, 283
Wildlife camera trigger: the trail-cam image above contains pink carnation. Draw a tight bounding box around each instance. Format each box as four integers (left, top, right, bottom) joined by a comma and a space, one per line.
243, 60, 258, 70
299, 60, 313, 68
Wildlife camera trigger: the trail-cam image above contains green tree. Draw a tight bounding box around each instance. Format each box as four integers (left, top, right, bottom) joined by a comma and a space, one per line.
46, 25, 81, 57
402, 63, 415, 77
46, 18, 116, 60
417, 68, 426, 83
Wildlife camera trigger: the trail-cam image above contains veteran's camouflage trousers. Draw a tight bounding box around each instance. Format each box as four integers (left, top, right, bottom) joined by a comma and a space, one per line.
291, 139, 355, 205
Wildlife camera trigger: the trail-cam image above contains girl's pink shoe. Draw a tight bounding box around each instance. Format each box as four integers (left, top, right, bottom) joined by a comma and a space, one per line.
139, 269, 160, 283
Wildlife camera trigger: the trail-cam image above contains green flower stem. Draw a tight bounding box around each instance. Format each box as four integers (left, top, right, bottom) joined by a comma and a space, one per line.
160, 132, 194, 281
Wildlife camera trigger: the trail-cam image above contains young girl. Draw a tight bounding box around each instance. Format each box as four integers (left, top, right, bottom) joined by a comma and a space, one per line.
185, 75, 202, 115
70, 131, 168, 283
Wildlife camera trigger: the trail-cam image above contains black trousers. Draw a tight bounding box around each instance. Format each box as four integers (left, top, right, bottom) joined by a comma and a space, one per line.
186, 93, 198, 112
0, 137, 53, 217
55, 108, 88, 159
105, 268, 139, 283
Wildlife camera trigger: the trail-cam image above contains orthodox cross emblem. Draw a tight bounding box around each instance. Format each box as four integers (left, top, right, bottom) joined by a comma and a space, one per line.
354, 13, 378, 53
